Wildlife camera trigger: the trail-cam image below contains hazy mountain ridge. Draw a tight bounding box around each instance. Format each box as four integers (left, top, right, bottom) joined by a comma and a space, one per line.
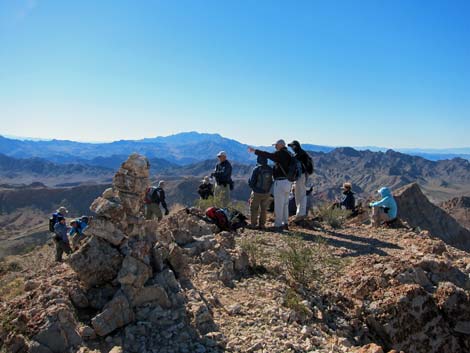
1, 132, 469, 165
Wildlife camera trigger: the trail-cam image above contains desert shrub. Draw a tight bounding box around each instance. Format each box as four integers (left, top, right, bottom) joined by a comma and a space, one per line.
195, 195, 248, 214
283, 287, 311, 322
0, 261, 22, 275
278, 235, 342, 289
0, 277, 25, 301
169, 203, 186, 215
317, 205, 351, 228
240, 235, 268, 272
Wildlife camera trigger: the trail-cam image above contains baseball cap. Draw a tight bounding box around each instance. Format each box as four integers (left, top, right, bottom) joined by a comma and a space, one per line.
272, 139, 286, 147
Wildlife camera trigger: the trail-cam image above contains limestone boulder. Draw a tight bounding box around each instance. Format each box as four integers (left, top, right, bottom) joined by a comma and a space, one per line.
91, 294, 135, 337
117, 256, 152, 288
87, 218, 126, 246
68, 236, 123, 287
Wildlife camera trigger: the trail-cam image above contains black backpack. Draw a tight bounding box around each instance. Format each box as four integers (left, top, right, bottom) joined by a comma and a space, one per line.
49, 213, 60, 232
255, 166, 273, 193
280, 153, 302, 182
303, 154, 314, 175
49, 216, 56, 232
144, 187, 161, 204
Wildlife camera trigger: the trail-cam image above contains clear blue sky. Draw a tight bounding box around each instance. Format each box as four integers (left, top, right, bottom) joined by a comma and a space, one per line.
0, 0, 469, 148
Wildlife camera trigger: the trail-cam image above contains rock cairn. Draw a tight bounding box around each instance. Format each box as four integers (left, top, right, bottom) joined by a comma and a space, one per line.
1, 153, 249, 353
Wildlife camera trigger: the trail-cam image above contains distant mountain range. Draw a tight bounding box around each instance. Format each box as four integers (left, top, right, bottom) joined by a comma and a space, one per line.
1, 132, 469, 164
1, 138, 470, 204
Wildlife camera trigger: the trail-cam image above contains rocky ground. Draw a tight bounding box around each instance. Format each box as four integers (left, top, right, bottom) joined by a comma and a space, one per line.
1, 153, 470, 353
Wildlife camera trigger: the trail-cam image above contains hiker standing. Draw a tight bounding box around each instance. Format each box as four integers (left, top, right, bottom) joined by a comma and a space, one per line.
248, 139, 292, 232
198, 176, 214, 200
369, 187, 397, 227
53, 216, 72, 262
144, 180, 169, 221
211, 151, 233, 207
49, 206, 68, 234
248, 155, 273, 229
288, 140, 313, 220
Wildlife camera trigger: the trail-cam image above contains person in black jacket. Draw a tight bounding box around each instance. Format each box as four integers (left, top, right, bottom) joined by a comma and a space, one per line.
332, 182, 356, 212
145, 181, 169, 221
288, 140, 312, 220
211, 151, 233, 207
340, 183, 355, 210
248, 139, 292, 231
198, 176, 214, 200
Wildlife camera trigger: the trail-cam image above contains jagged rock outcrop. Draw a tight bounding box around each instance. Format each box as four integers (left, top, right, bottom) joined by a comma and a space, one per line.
337, 231, 470, 353
394, 183, 470, 251
3, 154, 470, 353
0, 153, 249, 353
441, 196, 470, 230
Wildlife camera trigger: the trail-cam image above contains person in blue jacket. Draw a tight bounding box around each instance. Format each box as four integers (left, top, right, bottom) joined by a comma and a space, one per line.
69, 217, 89, 249
53, 216, 72, 262
369, 187, 398, 227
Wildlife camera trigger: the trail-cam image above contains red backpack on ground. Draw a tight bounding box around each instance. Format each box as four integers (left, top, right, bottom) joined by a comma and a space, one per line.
205, 207, 230, 231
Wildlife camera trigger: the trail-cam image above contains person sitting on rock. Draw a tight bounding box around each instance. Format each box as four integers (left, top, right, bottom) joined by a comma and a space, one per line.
369, 187, 397, 227
198, 176, 214, 200
53, 216, 72, 262
333, 182, 356, 211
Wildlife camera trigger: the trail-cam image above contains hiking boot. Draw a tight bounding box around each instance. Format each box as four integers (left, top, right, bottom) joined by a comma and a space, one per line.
283, 224, 289, 231
271, 226, 284, 233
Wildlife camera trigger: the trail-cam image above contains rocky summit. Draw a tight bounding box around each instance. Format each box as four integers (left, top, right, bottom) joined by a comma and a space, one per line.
1, 153, 470, 353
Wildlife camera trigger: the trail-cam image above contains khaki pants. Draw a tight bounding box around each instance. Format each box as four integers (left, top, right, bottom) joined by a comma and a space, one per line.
250, 192, 270, 227
215, 184, 231, 208
145, 203, 163, 221
54, 239, 72, 262
371, 207, 392, 227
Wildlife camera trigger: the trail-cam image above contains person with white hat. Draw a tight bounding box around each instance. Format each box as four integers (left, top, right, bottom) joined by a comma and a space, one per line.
211, 151, 233, 207
248, 139, 292, 232
198, 176, 214, 200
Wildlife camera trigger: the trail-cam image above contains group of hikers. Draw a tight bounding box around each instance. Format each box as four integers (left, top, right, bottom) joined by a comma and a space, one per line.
49, 207, 90, 262
50, 139, 398, 259
142, 138, 398, 232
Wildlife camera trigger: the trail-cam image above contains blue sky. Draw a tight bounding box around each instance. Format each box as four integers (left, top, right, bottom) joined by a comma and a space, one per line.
0, 0, 469, 148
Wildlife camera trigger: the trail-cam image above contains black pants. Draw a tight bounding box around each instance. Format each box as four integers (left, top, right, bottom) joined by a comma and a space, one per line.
54, 239, 72, 261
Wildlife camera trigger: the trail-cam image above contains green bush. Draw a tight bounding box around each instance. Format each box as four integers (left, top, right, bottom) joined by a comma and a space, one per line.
194, 195, 248, 214
283, 287, 311, 321
317, 205, 351, 228
278, 235, 342, 288
240, 235, 267, 272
